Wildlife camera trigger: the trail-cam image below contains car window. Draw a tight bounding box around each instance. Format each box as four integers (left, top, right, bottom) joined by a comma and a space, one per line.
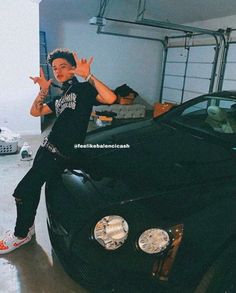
171, 100, 209, 131
180, 101, 208, 116
171, 96, 236, 135
219, 100, 236, 109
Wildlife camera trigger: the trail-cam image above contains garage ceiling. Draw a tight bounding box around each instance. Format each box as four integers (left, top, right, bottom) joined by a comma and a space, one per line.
145, 0, 236, 23
41, 0, 236, 25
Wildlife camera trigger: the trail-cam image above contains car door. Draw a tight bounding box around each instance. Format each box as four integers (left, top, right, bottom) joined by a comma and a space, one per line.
161, 97, 236, 187
173, 128, 236, 184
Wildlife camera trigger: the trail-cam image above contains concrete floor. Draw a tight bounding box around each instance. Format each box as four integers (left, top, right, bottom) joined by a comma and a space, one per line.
0, 131, 88, 293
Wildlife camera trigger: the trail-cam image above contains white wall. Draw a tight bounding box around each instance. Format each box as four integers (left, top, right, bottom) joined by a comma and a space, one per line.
63, 23, 163, 106
40, 1, 164, 106
0, 0, 40, 135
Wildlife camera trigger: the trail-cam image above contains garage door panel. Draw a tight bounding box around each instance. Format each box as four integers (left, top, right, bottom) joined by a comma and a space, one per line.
165, 62, 186, 75
188, 46, 215, 62
166, 47, 188, 62
186, 63, 212, 78
225, 44, 236, 62
222, 43, 236, 90
183, 91, 200, 103
184, 77, 210, 93
162, 88, 182, 104
223, 63, 236, 79
163, 75, 184, 89
222, 80, 236, 91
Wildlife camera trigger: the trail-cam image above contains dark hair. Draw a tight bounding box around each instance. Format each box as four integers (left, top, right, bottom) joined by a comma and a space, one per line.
114, 84, 138, 97
47, 48, 76, 66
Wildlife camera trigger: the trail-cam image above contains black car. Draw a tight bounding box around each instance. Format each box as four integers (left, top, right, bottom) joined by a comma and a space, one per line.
46, 91, 236, 292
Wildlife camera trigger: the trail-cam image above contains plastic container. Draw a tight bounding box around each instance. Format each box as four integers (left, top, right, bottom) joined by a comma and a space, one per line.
20, 142, 33, 161
0, 140, 18, 154
0, 127, 19, 154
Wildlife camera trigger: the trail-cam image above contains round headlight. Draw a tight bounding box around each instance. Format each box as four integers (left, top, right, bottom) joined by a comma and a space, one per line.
94, 215, 129, 250
138, 228, 170, 254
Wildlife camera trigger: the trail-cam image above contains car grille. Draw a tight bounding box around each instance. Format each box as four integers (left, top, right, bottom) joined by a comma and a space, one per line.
65, 253, 116, 291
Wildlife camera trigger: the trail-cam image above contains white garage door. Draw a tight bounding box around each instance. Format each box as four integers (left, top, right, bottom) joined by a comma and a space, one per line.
222, 43, 236, 91
162, 45, 216, 104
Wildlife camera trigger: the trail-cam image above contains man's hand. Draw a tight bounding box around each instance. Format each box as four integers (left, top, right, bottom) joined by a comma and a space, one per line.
68, 52, 93, 80
30, 67, 52, 90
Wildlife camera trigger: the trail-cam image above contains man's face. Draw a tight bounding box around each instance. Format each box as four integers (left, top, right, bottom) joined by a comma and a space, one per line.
52, 58, 75, 83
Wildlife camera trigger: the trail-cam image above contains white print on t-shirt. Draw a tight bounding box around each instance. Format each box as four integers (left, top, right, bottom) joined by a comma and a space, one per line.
55, 93, 76, 116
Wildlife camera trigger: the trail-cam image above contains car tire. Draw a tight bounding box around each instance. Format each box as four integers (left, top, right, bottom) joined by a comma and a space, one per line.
194, 243, 236, 293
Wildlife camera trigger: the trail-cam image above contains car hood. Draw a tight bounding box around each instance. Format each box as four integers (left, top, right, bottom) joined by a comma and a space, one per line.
76, 119, 173, 179
71, 118, 233, 203
72, 120, 175, 197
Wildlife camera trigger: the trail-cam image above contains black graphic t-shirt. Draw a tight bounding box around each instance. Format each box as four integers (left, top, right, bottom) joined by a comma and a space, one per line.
46, 77, 100, 156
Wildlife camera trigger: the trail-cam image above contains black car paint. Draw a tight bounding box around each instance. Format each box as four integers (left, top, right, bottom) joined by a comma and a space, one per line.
46, 92, 236, 292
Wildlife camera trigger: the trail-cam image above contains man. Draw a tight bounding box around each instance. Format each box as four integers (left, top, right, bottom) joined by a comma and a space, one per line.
0, 48, 116, 254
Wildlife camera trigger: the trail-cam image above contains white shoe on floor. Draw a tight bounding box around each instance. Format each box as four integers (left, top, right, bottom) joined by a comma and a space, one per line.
0, 230, 32, 254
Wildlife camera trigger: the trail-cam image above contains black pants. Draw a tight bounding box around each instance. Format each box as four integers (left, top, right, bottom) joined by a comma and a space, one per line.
12, 146, 68, 238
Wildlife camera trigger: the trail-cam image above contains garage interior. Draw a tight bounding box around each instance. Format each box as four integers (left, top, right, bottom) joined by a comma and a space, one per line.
1, 0, 236, 292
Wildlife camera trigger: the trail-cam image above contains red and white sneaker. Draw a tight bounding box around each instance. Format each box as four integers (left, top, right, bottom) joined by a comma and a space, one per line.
0, 231, 32, 254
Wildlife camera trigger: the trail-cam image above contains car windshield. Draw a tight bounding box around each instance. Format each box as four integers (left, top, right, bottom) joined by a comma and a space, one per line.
167, 95, 236, 136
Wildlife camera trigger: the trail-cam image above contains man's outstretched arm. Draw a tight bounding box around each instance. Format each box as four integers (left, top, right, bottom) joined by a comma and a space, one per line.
30, 89, 52, 117
29, 68, 53, 117
68, 52, 117, 105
